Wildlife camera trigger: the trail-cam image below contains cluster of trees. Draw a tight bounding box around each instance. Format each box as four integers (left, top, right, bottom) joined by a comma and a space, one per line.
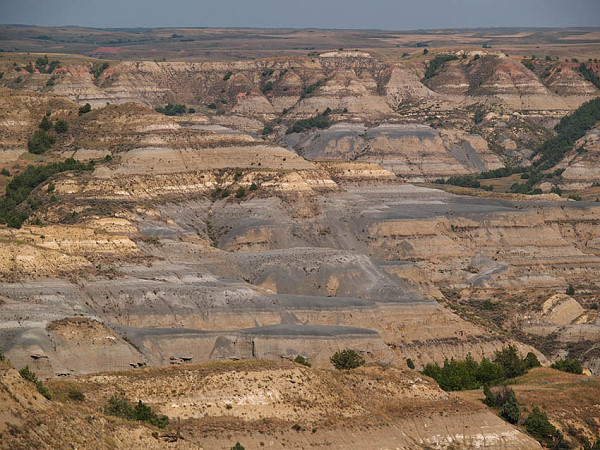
27, 114, 70, 154
442, 98, 600, 193
578, 63, 600, 90
287, 108, 331, 133
22, 56, 61, 74
421, 346, 541, 391
91, 62, 109, 81
0, 158, 94, 228
424, 54, 458, 79
483, 385, 521, 424
31, 55, 61, 73
524, 407, 572, 449
154, 103, 187, 116
509, 168, 564, 195
434, 167, 536, 190
536, 98, 600, 170
434, 174, 481, 189
478, 166, 525, 179
19, 366, 52, 399
28, 129, 55, 154
104, 393, 168, 428
550, 358, 583, 374
300, 79, 327, 99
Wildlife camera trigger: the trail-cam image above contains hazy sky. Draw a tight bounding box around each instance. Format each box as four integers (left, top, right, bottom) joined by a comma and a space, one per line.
1, 0, 599, 29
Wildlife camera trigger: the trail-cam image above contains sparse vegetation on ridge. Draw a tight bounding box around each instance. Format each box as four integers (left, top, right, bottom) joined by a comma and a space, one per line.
19, 366, 52, 399
154, 103, 186, 115
0, 158, 95, 228
421, 346, 541, 391
423, 54, 458, 79
104, 392, 169, 428
287, 107, 331, 133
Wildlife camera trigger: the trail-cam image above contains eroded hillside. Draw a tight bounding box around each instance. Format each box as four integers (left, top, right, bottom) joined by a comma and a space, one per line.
1, 35, 600, 449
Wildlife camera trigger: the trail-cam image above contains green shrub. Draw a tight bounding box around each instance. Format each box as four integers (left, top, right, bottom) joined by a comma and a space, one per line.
523, 352, 542, 370
54, 119, 68, 133
287, 112, 330, 133
566, 284, 575, 295
28, 130, 55, 154
300, 79, 326, 98
406, 358, 415, 369
78, 103, 92, 115
154, 103, 186, 116
422, 355, 502, 391
524, 407, 559, 447
104, 393, 168, 428
424, 54, 458, 79
19, 366, 52, 399
578, 62, 600, 89
91, 62, 109, 80
249, 182, 258, 191
188, 107, 196, 113
493, 345, 526, 379
551, 358, 583, 374
68, 387, 86, 401
473, 107, 486, 124
223, 71, 233, 81
434, 174, 480, 189
231, 443, 245, 450
235, 187, 246, 198
262, 124, 274, 135
330, 349, 365, 370
0, 168, 10, 177
39, 115, 52, 131
483, 384, 515, 407
262, 81, 273, 94
499, 393, 521, 424
294, 355, 311, 367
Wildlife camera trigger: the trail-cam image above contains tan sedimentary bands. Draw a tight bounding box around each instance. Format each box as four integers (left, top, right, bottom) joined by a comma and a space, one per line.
52, 361, 540, 449
6, 50, 591, 123
0, 222, 139, 278
292, 123, 504, 181
366, 204, 600, 288
546, 65, 599, 96
293, 68, 394, 117
321, 161, 398, 183
0, 86, 77, 155
0, 362, 201, 449
383, 65, 437, 105
426, 54, 596, 111
556, 124, 600, 189
6, 319, 145, 377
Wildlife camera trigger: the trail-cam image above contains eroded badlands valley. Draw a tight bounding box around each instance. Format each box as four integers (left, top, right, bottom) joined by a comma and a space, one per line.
1, 26, 600, 449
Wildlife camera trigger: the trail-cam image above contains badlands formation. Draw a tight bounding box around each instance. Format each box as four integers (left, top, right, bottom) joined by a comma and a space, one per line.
1, 27, 600, 448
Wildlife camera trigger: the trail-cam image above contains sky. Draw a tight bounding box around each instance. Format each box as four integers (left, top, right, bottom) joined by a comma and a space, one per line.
0, 0, 599, 29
